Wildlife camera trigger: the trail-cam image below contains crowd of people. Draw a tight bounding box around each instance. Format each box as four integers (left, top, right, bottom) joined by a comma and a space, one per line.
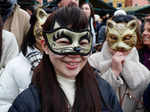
0, 0, 150, 112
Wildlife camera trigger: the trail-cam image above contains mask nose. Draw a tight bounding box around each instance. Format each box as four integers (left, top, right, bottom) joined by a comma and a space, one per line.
116, 46, 126, 52
115, 42, 131, 52
74, 46, 81, 52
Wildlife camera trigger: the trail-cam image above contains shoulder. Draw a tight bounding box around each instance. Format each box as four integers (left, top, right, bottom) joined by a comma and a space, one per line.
88, 52, 102, 65
96, 74, 117, 100
96, 74, 113, 92
2, 30, 17, 45
9, 85, 40, 112
2, 30, 16, 39
89, 52, 101, 60
5, 53, 31, 71
14, 4, 30, 19
96, 74, 122, 112
2, 30, 18, 53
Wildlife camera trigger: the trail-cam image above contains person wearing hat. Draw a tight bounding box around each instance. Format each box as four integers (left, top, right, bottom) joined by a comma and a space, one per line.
114, 9, 127, 16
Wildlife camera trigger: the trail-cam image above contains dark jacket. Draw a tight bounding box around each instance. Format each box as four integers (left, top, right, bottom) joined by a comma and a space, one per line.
8, 75, 122, 112
138, 46, 150, 70
143, 83, 150, 112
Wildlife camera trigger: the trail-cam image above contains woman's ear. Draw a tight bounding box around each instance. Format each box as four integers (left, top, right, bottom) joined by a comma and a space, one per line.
41, 39, 49, 54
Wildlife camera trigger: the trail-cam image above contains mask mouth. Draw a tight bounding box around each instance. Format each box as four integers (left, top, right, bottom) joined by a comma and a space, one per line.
112, 48, 130, 52
110, 45, 132, 52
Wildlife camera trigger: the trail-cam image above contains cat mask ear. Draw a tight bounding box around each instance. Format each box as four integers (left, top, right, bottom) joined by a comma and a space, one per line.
127, 20, 137, 32
107, 19, 116, 30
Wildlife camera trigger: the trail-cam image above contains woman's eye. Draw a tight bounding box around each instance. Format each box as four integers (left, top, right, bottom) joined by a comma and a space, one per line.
80, 39, 89, 46
56, 38, 70, 45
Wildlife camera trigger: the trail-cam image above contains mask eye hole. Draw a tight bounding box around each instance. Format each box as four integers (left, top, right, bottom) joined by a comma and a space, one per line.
80, 34, 90, 47
55, 38, 71, 46
80, 39, 89, 47
110, 35, 118, 41
123, 35, 132, 41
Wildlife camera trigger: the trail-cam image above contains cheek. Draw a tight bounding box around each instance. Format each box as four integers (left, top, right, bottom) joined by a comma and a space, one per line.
81, 56, 88, 66
49, 51, 65, 63
82, 55, 88, 60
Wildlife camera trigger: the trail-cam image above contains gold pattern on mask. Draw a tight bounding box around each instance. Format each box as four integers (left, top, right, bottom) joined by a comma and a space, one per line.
33, 7, 48, 40
106, 19, 137, 52
45, 22, 92, 55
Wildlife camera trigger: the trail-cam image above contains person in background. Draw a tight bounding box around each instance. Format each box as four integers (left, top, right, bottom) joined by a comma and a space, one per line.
114, 9, 127, 16
0, 15, 19, 75
18, 0, 40, 15
0, 7, 47, 112
44, 0, 79, 13
138, 18, 150, 70
95, 13, 109, 52
96, 9, 127, 51
80, 2, 96, 51
88, 15, 150, 112
8, 5, 122, 112
142, 17, 150, 108
58, 0, 79, 7
0, 0, 30, 49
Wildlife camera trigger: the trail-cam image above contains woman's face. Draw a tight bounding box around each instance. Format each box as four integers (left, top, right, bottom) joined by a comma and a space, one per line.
81, 4, 91, 19
42, 41, 88, 80
50, 50, 88, 79
142, 22, 150, 47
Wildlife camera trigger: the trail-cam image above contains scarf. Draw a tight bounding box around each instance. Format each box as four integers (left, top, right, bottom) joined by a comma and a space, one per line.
25, 47, 43, 70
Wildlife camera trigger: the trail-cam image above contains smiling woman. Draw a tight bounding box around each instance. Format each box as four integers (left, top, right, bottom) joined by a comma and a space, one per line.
138, 18, 150, 70
8, 5, 122, 112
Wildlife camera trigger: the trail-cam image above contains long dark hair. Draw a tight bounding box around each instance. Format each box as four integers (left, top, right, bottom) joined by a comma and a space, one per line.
32, 6, 101, 112
0, 15, 3, 62
20, 9, 38, 56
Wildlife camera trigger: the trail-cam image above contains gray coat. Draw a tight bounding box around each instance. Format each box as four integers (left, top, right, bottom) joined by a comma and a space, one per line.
88, 41, 150, 112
